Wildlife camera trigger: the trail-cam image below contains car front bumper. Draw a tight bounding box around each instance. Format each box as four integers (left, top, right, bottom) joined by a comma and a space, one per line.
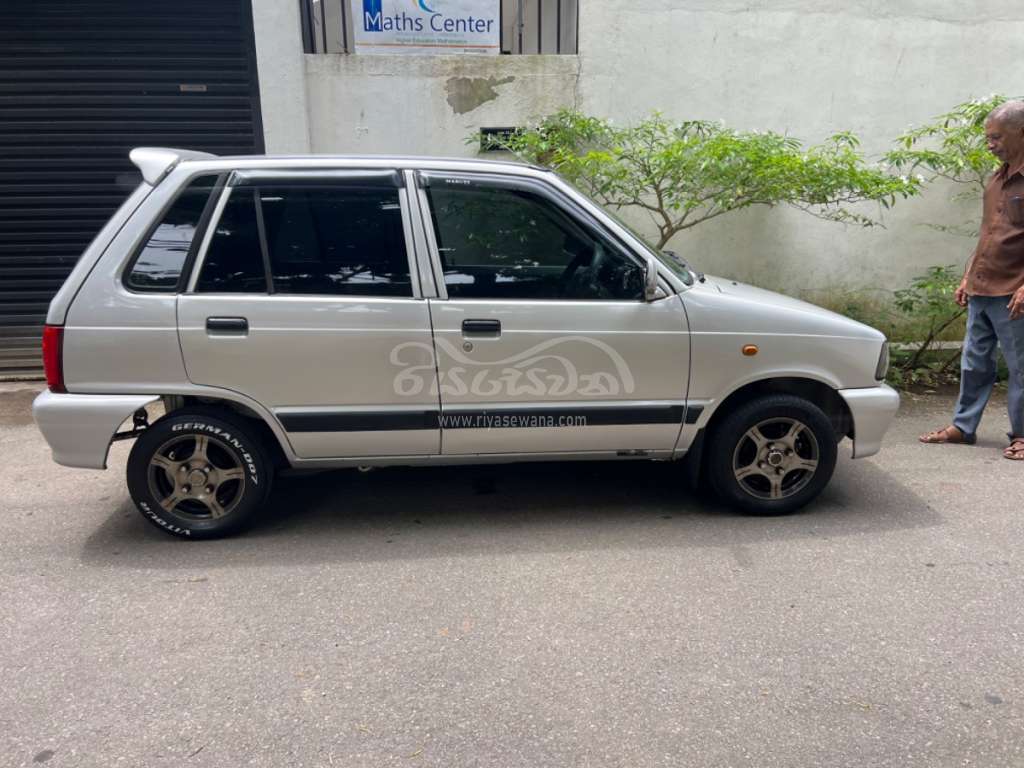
838, 384, 900, 459
33, 390, 159, 469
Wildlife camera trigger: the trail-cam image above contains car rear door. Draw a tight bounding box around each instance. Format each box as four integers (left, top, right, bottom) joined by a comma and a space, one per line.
177, 169, 440, 459
413, 171, 690, 457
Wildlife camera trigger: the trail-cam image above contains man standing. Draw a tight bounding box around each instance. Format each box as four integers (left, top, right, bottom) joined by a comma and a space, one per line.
920, 101, 1024, 460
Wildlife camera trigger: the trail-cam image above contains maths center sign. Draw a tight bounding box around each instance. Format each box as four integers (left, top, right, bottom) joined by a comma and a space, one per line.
352, 0, 500, 55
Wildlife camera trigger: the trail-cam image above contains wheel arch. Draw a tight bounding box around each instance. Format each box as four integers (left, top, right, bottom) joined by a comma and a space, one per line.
685, 376, 853, 488
704, 376, 852, 440
156, 392, 293, 469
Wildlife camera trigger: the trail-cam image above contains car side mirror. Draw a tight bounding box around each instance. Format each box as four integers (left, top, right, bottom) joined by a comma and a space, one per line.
644, 255, 661, 301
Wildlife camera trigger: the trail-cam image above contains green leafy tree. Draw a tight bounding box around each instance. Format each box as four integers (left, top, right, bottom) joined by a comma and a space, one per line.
482, 110, 920, 249
886, 94, 1012, 238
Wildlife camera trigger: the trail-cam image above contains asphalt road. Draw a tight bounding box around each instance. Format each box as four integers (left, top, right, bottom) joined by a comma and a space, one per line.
1, 383, 1023, 768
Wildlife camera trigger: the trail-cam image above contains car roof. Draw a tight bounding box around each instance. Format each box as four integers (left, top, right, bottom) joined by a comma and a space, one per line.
216, 153, 543, 170
130, 147, 550, 186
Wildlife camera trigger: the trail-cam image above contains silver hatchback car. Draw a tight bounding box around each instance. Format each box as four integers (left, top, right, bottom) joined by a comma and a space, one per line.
33, 148, 899, 538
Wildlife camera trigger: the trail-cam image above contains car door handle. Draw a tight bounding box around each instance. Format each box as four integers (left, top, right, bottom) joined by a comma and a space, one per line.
462, 319, 501, 336
205, 316, 249, 335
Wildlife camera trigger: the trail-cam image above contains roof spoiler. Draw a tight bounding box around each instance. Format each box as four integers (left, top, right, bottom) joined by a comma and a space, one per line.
129, 147, 217, 186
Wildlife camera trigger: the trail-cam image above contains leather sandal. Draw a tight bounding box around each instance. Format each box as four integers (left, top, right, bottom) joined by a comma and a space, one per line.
1005, 438, 1024, 460
919, 425, 976, 445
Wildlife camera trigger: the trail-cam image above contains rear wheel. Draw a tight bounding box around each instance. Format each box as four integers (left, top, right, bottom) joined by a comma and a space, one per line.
127, 407, 272, 539
706, 394, 837, 515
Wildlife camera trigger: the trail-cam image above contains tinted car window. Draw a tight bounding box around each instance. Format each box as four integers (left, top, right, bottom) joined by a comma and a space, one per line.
196, 189, 267, 293
426, 181, 643, 301
126, 175, 218, 291
260, 184, 411, 297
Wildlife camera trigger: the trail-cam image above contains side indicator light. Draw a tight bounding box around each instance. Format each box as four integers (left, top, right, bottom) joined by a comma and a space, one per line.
742, 344, 759, 356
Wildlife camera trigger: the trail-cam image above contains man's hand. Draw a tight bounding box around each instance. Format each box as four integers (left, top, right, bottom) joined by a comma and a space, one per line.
1009, 286, 1024, 320
955, 279, 969, 308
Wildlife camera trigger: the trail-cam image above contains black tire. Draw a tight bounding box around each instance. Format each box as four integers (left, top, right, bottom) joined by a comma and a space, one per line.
127, 406, 272, 539
706, 394, 837, 515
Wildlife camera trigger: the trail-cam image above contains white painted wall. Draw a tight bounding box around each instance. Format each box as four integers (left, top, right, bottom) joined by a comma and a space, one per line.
251, 0, 311, 153
252, 0, 1024, 291
577, 0, 1024, 293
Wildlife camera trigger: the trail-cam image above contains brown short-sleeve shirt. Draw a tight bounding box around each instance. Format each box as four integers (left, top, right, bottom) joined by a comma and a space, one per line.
964, 161, 1024, 297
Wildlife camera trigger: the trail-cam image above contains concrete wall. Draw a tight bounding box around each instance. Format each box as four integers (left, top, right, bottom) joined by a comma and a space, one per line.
253, 0, 1024, 292
251, 0, 311, 153
577, 0, 1024, 294
304, 54, 580, 157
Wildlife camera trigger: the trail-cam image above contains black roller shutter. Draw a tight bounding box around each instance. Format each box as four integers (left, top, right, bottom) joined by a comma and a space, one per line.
0, 0, 264, 376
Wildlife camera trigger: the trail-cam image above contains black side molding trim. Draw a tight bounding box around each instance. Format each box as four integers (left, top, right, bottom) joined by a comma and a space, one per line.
279, 404, 692, 433
684, 405, 704, 424
279, 410, 440, 433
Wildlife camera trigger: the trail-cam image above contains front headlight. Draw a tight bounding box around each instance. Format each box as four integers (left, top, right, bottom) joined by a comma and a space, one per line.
874, 341, 890, 381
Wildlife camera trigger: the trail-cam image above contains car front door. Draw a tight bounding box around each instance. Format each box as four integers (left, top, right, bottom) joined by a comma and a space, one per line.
177, 169, 440, 459
413, 171, 690, 456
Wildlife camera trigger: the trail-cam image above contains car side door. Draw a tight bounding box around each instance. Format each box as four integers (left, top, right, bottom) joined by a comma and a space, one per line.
413, 171, 690, 457
177, 169, 440, 459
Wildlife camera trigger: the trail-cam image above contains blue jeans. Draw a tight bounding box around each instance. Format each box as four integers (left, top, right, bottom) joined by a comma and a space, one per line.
953, 294, 1024, 440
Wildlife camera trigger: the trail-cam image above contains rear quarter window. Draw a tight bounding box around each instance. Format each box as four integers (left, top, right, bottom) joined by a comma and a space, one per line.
125, 175, 219, 291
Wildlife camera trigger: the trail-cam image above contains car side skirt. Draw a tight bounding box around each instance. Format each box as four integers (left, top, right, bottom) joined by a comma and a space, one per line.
285, 449, 680, 470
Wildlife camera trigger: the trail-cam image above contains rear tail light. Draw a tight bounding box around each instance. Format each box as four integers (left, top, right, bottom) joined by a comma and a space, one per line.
42, 324, 66, 393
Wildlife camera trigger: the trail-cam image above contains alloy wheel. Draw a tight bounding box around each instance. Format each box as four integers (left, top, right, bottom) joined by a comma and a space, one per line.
731, 417, 820, 501
146, 434, 246, 520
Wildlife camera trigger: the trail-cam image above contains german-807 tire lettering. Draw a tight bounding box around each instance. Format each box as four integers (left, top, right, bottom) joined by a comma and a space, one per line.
126, 407, 272, 539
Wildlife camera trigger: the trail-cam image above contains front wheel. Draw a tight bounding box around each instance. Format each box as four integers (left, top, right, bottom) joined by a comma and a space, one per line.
706, 394, 838, 515
126, 407, 272, 539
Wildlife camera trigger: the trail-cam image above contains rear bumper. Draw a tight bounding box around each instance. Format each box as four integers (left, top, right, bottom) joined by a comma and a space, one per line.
33, 390, 159, 469
838, 384, 900, 459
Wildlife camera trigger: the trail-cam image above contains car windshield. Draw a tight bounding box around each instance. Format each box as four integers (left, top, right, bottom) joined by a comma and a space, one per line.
552, 172, 696, 286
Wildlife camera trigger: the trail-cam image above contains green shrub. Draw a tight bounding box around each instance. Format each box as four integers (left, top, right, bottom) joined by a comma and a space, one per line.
480, 110, 921, 249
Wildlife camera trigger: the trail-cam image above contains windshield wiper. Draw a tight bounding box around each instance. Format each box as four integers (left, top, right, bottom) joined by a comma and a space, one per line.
663, 249, 705, 283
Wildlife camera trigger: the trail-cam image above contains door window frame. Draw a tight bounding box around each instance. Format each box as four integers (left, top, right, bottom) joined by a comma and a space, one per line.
412, 170, 663, 303
185, 169, 425, 300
